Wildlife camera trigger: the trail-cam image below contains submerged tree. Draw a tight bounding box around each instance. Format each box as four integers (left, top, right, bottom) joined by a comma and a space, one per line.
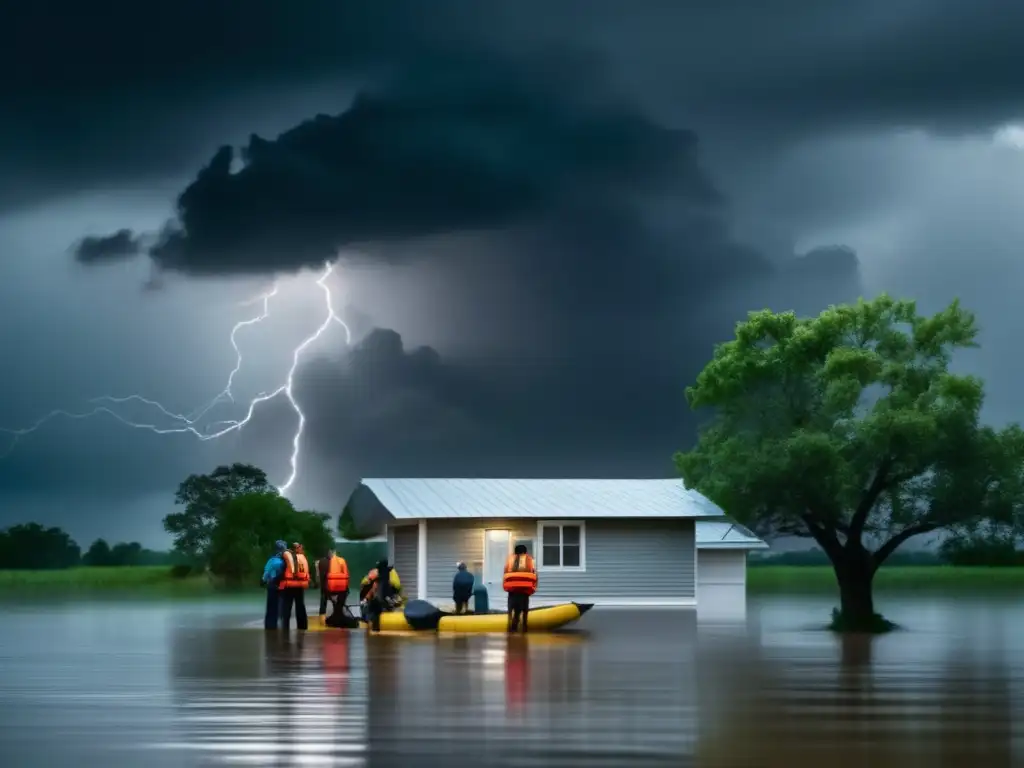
207, 492, 334, 584
163, 463, 274, 561
675, 295, 1024, 631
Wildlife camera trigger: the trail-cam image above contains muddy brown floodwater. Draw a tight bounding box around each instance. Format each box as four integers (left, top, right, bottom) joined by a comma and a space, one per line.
0, 594, 1020, 767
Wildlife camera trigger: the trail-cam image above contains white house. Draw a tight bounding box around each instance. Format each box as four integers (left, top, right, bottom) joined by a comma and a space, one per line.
344, 477, 768, 609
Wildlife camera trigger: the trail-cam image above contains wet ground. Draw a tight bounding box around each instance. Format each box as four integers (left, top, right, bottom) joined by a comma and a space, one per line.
0, 594, 1021, 767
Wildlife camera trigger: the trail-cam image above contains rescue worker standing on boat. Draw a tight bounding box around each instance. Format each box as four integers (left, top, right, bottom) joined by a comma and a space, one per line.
260, 540, 288, 629
503, 544, 538, 633
317, 547, 350, 625
279, 541, 311, 630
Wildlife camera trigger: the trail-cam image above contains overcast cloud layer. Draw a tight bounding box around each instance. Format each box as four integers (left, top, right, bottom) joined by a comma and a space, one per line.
1, 1, 1023, 545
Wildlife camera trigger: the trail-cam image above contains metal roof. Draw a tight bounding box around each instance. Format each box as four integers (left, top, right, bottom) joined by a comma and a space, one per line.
358, 478, 726, 521
696, 521, 768, 550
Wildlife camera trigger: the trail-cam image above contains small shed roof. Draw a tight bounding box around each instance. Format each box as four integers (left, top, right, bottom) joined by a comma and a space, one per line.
356, 477, 726, 521
696, 521, 768, 550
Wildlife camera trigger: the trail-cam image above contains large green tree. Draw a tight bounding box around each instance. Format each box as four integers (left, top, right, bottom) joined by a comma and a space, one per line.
163, 463, 273, 561
207, 491, 334, 584
675, 295, 1024, 631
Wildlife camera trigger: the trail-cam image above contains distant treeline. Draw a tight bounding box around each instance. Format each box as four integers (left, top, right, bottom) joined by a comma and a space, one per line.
0, 523, 182, 570
751, 536, 1024, 567
750, 549, 943, 567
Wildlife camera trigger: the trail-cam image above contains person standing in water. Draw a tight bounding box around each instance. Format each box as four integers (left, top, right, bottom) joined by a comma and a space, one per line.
317, 547, 350, 625
260, 540, 287, 629
279, 542, 311, 630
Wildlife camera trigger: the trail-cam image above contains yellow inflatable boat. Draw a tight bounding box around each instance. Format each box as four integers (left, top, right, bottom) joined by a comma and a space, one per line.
312, 600, 592, 634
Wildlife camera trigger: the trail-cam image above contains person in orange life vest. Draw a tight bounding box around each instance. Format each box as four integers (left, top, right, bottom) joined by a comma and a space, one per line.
279, 542, 311, 630
503, 544, 538, 633
317, 548, 350, 625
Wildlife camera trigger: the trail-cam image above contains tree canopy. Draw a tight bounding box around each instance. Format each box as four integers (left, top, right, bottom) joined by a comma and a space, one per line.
81, 538, 172, 567
0, 523, 81, 569
675, 295, 1024, 630
207, 492, 334, 584
163, 463, 274, 560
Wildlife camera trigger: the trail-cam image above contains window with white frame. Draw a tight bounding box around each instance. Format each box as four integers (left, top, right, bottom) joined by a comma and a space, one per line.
538, 521, 585, 570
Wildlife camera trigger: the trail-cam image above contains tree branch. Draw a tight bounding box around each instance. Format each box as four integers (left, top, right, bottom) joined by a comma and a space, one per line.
849, 456, 892, 543
872, 522, 940, 571
800, 513, 844, 560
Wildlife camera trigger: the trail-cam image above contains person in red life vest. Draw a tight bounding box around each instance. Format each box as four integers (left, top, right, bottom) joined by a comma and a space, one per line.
503, 544, 538, 633
279, 542, 311, 630
316, 548, 350, 626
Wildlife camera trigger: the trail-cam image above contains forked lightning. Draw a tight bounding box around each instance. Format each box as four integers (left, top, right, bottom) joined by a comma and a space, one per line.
0, 261, 351, 494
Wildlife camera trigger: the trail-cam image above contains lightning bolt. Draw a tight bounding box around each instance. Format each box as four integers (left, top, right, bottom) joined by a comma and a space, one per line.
0, 261, 351, 495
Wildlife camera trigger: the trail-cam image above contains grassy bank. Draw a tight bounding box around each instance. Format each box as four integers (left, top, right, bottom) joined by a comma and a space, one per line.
5, 563, 1019, 596
0, 565, 215, 593
747, 565, 1024, 593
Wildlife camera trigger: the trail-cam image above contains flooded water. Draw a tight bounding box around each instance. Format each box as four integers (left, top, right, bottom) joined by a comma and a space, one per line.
0, 594, 1021, 767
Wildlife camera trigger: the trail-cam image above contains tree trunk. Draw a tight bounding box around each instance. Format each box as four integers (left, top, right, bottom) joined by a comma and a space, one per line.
838, 572, 875, 624
832, 549, 879, 632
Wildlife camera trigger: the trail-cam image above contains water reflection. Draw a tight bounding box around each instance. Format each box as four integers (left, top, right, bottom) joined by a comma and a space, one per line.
1, 596, 1023, 766
694, 600, 1020, 768
168, 628, 367, 766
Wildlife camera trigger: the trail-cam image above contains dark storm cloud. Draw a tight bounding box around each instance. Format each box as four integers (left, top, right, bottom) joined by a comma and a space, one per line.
14, 0, 1021, 515
45, 1, 869, 509
143, 53, 707, 276
72, 228, 143, 264
2, 0, 1022, 216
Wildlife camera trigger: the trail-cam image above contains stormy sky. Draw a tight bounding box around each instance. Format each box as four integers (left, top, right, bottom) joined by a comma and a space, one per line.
2, 0, 1023, 547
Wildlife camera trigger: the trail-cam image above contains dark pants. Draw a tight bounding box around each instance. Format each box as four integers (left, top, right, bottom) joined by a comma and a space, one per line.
507, 591, 530, 633
453, 599, 469, 614
280, 587, 308, 630
367, 598, 385, 632
264, 587, 280, 629
320, 589, 348, 616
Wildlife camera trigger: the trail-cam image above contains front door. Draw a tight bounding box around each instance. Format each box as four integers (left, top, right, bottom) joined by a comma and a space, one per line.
483, 529, 511, 595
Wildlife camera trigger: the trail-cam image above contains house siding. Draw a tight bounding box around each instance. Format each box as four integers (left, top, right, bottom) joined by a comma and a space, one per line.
425, 518, 695, 602
697, 549, 747, 586
389, 525, 419, 600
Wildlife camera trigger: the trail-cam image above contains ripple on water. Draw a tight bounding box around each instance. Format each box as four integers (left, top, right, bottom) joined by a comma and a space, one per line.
0, 595, 1022, 767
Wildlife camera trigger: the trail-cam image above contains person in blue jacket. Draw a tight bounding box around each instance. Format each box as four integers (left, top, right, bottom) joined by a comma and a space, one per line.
260, 540, 287, 629
452, 561, 475, 614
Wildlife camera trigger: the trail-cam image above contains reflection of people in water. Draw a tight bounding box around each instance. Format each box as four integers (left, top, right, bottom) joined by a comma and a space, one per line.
505, 636, 530, 711
365, 634, 402, 762
264, 633, 306, 767
321, 632, 351, 696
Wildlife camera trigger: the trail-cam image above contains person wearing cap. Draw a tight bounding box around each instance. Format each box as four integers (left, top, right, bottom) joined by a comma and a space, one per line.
452, 561, 474, 614
260, 540, 288, 629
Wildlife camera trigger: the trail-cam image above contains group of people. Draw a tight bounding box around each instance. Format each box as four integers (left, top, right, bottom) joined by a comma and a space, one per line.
260, 539, 538, 634
453, 543, 538, 633
260, 540, 403, 631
